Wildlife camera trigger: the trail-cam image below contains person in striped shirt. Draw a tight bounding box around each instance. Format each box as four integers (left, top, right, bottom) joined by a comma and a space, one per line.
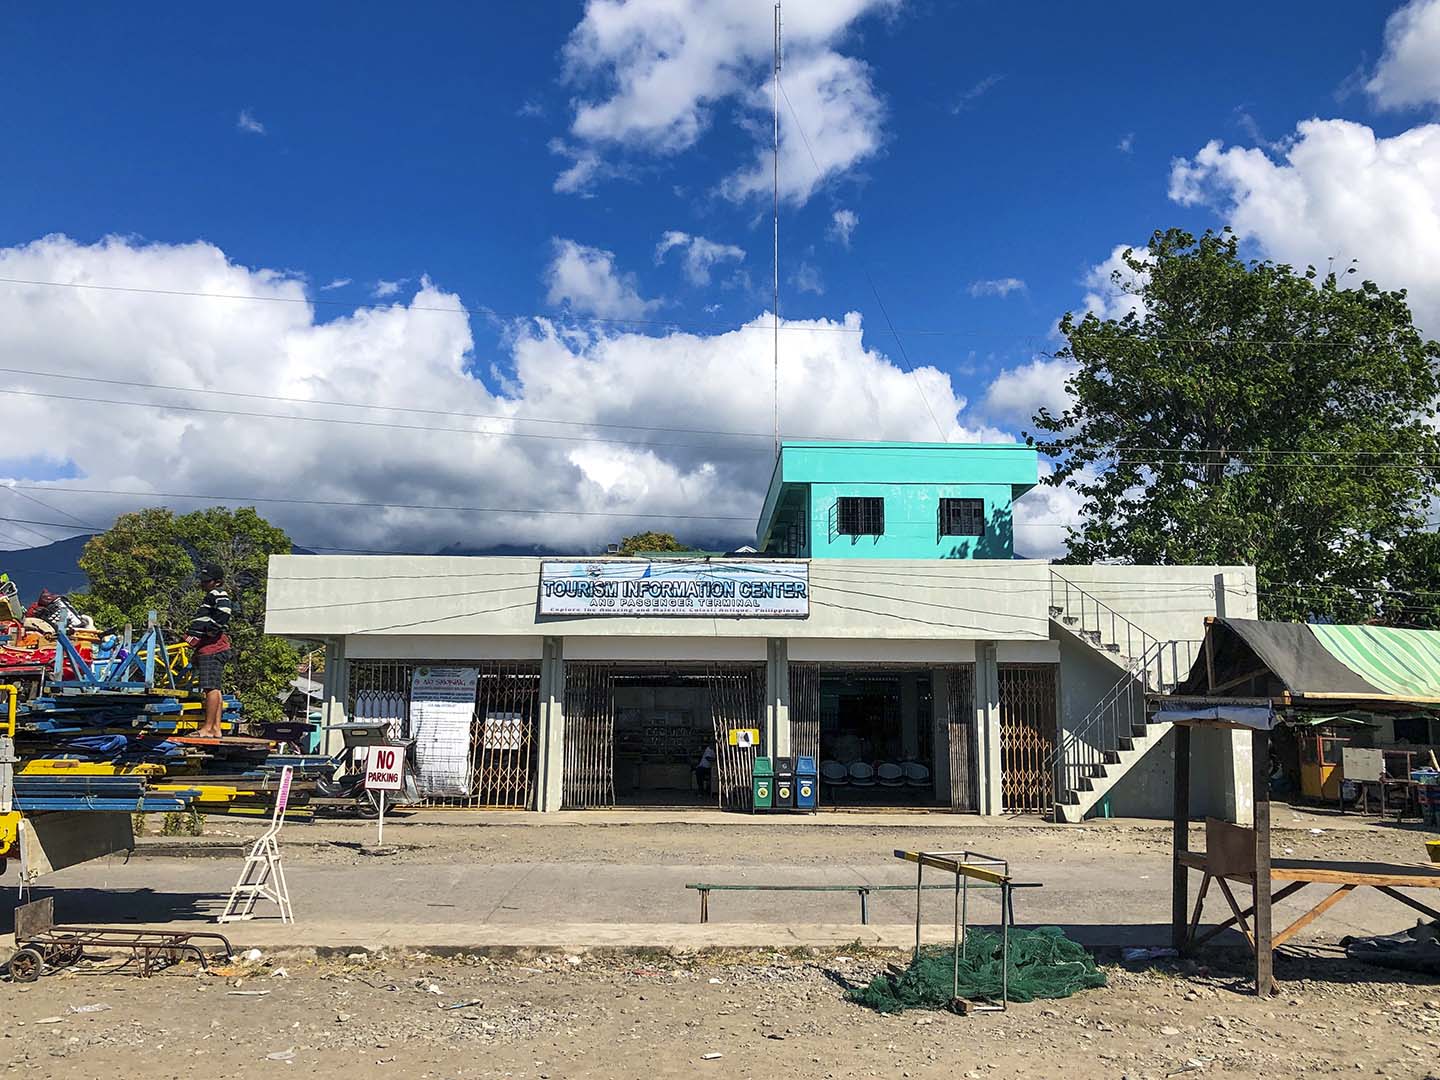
186, 563, 233, 739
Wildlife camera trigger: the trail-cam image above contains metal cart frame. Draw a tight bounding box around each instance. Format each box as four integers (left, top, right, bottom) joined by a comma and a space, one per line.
7, 897, 234, 982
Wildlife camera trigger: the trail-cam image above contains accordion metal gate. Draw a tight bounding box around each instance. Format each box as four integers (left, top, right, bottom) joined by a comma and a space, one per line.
709, 665, 766, 811
787, 661, 821, 764
346, 659, 540, 809
944, 665, 978, 812
561, 663, 763, 810
998, 663, 1057, 813
562, 663, 615, 809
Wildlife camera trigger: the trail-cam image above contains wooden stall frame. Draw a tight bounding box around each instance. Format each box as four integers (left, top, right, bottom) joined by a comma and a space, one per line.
1171, 722, 1440, 996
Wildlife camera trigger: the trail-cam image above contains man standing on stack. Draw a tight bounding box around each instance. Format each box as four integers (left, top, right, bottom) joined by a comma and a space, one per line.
187, 563, 233, 740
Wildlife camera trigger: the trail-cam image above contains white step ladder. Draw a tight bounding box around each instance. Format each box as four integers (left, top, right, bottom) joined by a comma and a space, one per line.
218, 833, 293, 923
219, 765, 295, 924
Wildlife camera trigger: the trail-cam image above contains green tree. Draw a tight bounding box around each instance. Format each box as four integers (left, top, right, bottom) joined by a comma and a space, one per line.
69, 506, 299, 723
1031, 228, 1440, 625
616, 531, 689, 556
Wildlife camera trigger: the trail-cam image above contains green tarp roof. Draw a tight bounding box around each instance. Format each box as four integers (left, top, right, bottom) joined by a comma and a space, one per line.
1176, 619, 1440, 704
1309, 624, 1440, 699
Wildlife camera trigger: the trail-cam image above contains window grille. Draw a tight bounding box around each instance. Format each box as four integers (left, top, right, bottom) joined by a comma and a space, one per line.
939, 497, 986, 538
835, 496, 884, 536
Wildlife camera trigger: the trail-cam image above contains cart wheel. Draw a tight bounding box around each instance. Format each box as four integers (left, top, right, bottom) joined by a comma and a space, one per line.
358, 790, 386, 819
8, 947, 44, 983
57, 944, 85, 967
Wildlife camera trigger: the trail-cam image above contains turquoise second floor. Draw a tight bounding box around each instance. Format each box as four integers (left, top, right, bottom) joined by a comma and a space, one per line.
755, 441, 1040, 560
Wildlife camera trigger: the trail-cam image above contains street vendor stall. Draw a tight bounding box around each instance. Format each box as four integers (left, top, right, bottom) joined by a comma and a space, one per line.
1160, 618, 1440, 995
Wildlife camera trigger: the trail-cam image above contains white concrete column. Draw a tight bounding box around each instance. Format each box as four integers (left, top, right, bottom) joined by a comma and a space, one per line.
1225, 728, 1255, 826
975, 642, 1003, 816
320, 637, 348, 756
931, 668, 952, 805
536, 636, 565, 812
1209, 574, 1256, 824
766, 638, 791, 758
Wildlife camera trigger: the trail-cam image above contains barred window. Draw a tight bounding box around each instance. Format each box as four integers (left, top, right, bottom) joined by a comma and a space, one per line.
939, 497, 986, 537
836, 496, 885, 536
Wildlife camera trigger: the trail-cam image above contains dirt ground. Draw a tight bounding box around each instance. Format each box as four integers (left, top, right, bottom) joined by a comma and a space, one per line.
7, 947, 1440, 1080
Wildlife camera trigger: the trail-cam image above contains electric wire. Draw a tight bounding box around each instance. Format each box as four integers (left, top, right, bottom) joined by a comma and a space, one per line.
0, 387, 777, 455
2, 274, 1428, 348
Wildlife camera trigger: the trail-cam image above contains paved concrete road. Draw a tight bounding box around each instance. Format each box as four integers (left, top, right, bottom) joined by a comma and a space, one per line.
7, 812, 1431, 952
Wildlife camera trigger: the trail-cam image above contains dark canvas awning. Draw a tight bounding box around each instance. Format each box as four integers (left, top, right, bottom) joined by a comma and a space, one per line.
1173, 618, 1440, 707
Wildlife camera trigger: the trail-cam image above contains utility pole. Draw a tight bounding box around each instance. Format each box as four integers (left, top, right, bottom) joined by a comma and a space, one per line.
772, 0, 782, 461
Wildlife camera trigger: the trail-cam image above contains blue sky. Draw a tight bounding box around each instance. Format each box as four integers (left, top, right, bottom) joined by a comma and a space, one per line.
1, 1, 1439, 556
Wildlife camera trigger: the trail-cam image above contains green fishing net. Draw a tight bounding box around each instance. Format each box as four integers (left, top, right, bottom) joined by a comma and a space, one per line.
847, 926, 1107, 1013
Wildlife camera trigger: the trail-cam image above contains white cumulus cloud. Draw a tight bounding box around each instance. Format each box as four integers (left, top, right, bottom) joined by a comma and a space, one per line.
1169, 119, 1440, 331
983, 356, 1078, 426
1366, 0, 1440, 110
1079, 244, 1150, 322
654, 231, 745, 286
968, 277, 1026, 299
1013, 460, 1087, 561
0, 235, 1062, 558
791, 261, 825, 295
558, 0, 896, 202
828, 208, 859, 247
236, 110, 266, 135
723, 46, 886, 206
545, 238, 661, 318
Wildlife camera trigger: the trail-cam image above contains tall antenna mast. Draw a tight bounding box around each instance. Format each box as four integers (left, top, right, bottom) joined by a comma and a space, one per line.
772, 0, 782, 460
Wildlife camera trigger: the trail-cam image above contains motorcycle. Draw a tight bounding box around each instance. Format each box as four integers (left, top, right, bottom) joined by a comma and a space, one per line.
308, 722, 420, 818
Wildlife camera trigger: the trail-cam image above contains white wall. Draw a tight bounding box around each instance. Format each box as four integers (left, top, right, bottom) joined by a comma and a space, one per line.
346, 635, 543, 660
1105, 726, 1250, 822
565, 637, 768, 662
267, 556, 1053, 642
788, 639, 978, 663
1049, 564, 1257, 646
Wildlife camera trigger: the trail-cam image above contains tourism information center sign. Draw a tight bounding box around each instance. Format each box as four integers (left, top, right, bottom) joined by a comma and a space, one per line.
539, 561, 809, 617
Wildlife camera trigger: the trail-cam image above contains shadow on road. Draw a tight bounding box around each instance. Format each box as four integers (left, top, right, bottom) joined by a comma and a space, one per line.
1, 887, 225, 933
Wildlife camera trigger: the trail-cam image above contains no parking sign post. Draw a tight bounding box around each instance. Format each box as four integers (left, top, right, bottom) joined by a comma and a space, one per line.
364, 744, 405, 846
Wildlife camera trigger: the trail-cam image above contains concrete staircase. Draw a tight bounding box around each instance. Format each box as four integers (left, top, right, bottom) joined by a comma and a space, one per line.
1048, 571, 1199, 823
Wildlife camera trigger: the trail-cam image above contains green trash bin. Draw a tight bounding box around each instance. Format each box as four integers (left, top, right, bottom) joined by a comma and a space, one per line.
752, 756, 774, 812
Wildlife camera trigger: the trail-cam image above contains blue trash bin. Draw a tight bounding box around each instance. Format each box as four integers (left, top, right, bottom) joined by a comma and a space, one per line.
795, 755, 818, 812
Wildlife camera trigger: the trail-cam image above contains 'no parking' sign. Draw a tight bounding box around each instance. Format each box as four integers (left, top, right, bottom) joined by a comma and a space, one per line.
365, 746, 405, 791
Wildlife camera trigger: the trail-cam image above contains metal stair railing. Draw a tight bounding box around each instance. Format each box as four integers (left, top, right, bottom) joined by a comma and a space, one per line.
1047, 571, 1203, 812
1047, 639, 1201, 811
1051, 570, 1160, 677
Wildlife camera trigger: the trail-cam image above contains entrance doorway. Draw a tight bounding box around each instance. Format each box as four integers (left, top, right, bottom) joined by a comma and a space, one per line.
790, 663, 962, 808
561, 663, 764, 810
999, 663, 1058, 813
346, 658, 541, 809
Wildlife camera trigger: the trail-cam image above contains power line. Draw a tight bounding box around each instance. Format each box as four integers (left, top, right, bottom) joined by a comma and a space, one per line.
0, 387, 778, 455
0, 365, 1119, 453
0, 497, 75, 544
0, 514, 96, 534
0, 365, 776, 442
2, 274, 1426, 349
1118, 457, 1439, 473
0, 382, 1072, 461
3, 487, 759, 523
1123, 446, 1440, 459
6, 485, 97, 529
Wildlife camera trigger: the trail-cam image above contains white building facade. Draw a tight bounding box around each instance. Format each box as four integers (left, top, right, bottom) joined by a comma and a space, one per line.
265, 555, 1259, 821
